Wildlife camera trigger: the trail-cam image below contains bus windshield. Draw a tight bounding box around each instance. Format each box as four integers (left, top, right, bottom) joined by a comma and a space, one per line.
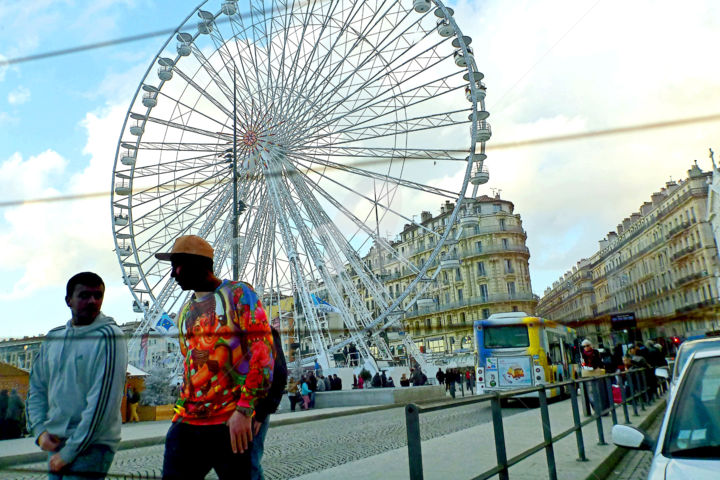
483, 325, 530, 348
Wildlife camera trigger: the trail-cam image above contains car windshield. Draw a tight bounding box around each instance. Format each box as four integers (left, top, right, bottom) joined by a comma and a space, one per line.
673, 340, 720, 379
664, 356, 720, 458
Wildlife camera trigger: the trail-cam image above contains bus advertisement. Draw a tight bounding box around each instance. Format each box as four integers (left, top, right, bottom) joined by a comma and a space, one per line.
474, 312, 578, 399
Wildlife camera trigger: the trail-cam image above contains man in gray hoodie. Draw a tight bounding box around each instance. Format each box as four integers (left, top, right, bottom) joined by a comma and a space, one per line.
27, 272, 128, 479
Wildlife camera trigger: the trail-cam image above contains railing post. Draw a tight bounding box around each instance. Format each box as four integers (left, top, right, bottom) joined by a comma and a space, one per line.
592, 378, 607, 445
405, 404, 424, 480
627, 371, 639, 416
636, 371, 647, 411
581, 380, 592, 417
604, 376, 618, 425
490, 394, 510, 480
569, 380, 588, 462
538, 388, 558, 480
619, 373, 631, 424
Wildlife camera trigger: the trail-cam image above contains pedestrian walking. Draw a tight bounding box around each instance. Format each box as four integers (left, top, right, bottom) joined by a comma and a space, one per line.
287, 377, 302, 412
155, 236, 275, 480
301, 377, 311, 408
435, 368, 445, 387
126, 387, 140, 423
26, 272, 128, 479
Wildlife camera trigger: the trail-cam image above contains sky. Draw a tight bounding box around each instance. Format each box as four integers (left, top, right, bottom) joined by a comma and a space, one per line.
1, 0, 719, 339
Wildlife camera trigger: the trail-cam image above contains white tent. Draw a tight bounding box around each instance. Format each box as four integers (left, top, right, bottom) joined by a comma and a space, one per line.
127, 364, 148, 377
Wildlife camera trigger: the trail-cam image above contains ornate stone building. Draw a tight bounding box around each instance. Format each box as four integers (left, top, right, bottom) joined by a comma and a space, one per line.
356, 194, 537, 359
538, 163, 720, 346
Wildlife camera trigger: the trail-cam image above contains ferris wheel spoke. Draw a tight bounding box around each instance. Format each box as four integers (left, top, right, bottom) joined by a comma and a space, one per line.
289, 150, 457, 199
303, 66, 460, 137
300, 108, 470, 147
143, 114, 230, 142
282, 0, 407, 123
281, 156, 428, 274
281, 161, 393, 304
286, 1, 428, 124
169, 65, 240, 122
279, 0, 351, 118
277, 0, 343, 113
302, 145, 466, 162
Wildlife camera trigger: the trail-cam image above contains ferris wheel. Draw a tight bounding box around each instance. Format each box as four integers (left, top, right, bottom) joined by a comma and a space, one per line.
111, 0, 491, 372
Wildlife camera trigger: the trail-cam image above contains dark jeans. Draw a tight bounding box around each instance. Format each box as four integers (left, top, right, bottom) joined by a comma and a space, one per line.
48, 444, 114, 480
163, 422, 252, 480
289, 394, 302, 411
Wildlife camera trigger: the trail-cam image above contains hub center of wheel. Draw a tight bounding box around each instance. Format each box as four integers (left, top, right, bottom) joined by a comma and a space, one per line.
242, 130, 258, 147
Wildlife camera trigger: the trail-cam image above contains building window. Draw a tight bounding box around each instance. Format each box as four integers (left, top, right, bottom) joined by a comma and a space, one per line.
455, 268, 462, 281
505, 259, 514, 274
477, 261, 486, 276
512, 306, 519, 312
482, 308, 490, 319
460, 312, 466, 324
458, 288, 463, 301
479, 284, 488, 301
502, 238, 509, 249
475, 241, 482, 253
493, 203, 501, 213
499, 218, 506, 231
507, 281, 516, 296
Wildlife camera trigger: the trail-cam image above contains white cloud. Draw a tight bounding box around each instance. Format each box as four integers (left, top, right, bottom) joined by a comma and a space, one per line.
7, 86, 30, 105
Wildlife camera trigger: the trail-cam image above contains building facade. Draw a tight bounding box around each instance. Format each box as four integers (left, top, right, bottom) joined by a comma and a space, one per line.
537, 163, 720, 346
356, 194, 537, 359
0, 336, 43, 372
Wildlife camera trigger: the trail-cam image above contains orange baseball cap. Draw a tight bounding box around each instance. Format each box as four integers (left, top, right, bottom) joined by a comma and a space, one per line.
155, 235, 214, 261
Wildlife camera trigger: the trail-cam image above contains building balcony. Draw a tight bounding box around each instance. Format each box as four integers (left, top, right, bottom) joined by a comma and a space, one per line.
403, 292, 537, 320
459, 224, 526, 239
675, 270, 709, 287
666, 221, 692, 239
675, 297, 717, 314
671, 243, 701, 262
460, 244, 530, 258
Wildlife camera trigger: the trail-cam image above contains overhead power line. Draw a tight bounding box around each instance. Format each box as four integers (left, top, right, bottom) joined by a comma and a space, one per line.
0, 1, 316, 67
1, 112, 718, 210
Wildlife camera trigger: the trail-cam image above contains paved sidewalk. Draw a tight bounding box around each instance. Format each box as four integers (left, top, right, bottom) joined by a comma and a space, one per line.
0, 404, 395, 468
294, 395, 667, 480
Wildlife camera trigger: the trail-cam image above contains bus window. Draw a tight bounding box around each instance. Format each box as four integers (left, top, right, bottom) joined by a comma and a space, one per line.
483, 325, 529, 348
547, 333, 563, 365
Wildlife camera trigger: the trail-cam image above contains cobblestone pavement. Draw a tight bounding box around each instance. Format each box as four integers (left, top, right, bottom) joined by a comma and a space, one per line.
3, 400, 534, 480
604, 411, 664, 480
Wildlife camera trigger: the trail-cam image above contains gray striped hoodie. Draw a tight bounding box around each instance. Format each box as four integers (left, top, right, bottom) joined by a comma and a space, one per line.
27, 313, 128, 464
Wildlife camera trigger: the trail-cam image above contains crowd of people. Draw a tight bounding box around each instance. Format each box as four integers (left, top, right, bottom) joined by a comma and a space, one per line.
580, 338, 669, 410
286, 371, 343, 411
435, 367, 475, 398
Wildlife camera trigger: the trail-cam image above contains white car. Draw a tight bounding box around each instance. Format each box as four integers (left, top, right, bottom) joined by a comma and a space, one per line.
666, 337, 720, 401
612, 348, 720, 479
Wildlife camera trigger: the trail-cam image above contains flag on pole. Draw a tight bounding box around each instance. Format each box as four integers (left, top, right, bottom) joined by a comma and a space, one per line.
311, 294, 341, 314
153, 312, 177, 334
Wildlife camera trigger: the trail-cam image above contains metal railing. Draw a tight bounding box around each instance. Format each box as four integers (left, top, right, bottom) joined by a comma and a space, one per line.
404, 367, 663, 480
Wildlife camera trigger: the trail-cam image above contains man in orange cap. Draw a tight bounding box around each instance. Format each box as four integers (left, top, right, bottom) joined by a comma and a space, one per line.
156, 235, 274, 480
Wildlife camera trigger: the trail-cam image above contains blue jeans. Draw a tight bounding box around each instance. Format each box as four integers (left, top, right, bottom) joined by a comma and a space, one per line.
250, 416, 271, 480
48, 444, 114, 480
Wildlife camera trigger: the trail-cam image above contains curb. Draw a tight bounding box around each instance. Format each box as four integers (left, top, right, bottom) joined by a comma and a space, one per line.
583, 397, 667, 480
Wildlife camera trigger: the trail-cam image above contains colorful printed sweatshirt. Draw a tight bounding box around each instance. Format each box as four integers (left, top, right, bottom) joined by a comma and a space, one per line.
173, 280, 274, 425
